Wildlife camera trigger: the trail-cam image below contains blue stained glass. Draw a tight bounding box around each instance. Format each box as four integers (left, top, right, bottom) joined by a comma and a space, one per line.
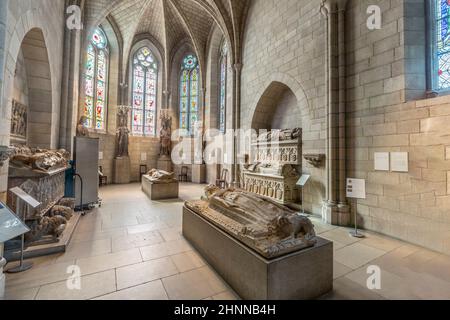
179, 54, 200, 135
436, 0, 450, 90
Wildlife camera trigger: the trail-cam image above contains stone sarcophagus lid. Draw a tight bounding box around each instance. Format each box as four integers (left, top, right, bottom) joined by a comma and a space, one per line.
243, 128, 302, 205
185, 185, 316, 259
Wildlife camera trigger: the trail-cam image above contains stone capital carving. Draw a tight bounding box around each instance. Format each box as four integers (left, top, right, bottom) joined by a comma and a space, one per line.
233, 63, 243, 73
320, 0, 348, 15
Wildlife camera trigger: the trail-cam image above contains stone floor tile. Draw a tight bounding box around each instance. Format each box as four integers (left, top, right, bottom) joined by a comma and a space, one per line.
36, 270, 116, 300
76, 248, 143, 275
116, 257, 178, 290
94, 280, 168, 300
140, 239, 192, 261
335, 243, 386, 270
171, 251, 206, 273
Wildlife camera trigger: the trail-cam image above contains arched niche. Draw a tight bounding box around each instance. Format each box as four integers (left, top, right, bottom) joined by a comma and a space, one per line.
10, 28, 53, 148
251, 82, 302, 131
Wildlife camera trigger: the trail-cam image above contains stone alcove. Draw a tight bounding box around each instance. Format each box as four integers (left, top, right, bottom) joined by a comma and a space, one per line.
10, 28, 53, 149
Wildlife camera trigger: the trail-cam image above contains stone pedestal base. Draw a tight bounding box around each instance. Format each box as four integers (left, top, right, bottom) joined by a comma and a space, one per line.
157, 157, 172, 172
114, 157, 131, 184
142, 175, 179, 200
192, 164, 206, 184
183, 206, 333, 300
322, 202, 350, 226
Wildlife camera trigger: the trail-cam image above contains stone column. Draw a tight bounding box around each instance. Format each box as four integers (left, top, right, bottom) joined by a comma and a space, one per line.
232, 63, 243, 187
321, 0, 350, 226
59, 0, 83, 154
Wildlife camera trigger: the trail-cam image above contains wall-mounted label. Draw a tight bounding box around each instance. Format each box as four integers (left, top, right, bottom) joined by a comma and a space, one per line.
374, 152, 389, 171
391, 152, 409, 173
346, 178, 366, 199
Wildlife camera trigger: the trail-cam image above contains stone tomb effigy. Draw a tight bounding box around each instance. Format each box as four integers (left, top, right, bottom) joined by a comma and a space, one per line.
5, 146, 80, 260
183, 185, 333, 300
142, 169, 179, 200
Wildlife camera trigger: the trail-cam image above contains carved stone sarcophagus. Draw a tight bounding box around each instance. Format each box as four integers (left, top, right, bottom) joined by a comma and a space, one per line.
243, 129, 302, 205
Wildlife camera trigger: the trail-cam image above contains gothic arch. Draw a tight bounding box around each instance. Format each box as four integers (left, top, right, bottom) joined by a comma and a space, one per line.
249, 73, 310, 131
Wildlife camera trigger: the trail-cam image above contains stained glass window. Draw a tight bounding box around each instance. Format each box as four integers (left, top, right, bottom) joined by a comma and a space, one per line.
219, 43, 228, 133
179, 54, 200, 135
436, 0, 450, 90
131, 47, 158, 136
84, 27, 108, 130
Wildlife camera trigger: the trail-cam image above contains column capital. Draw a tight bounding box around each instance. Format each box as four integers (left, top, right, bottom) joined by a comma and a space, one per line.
233, 63, 243, 73
320, 0, 348, 16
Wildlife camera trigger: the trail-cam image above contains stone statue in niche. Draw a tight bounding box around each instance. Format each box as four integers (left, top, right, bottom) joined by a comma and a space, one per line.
76, 116, 90, 137
10, 100, 27, 140
146, 168, 177, 183
159, 111, 172, 157
186, 185, 316, 259
116, 106, 130, 158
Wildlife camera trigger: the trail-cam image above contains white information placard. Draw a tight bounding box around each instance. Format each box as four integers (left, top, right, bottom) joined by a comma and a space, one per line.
141, 153, 147, 162
9, 187, 41, 208
99, 151, 104, 160
346, 178, 366, 199
374, 152, 390, 171
0, 202, 30, 242
391, 152, 409, 172
297, 175, 311, 187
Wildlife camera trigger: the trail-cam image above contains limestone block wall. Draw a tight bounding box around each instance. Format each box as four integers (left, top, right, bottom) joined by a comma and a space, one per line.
241, 0, 328, 215
350, 95, 450, 255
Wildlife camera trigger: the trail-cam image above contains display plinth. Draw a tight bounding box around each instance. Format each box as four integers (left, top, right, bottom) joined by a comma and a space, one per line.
142, 175, 179, 200
192, 164, 206, 184
157, 157, 172, 172
114, 157, 131, 184
183, 206, 333, 300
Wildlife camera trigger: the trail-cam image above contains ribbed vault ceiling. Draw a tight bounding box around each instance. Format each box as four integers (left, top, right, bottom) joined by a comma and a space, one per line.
83, 0, 250, 80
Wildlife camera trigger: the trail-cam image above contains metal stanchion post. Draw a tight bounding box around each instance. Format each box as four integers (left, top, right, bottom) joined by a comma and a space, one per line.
349, 209, 365, 238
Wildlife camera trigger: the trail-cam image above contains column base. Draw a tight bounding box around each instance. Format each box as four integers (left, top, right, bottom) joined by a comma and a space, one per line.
321, 201, 350, 226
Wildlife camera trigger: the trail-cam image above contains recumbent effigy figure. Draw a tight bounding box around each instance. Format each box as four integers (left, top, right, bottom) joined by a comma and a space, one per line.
186, 185, 317, 259
146, 169, 177, 183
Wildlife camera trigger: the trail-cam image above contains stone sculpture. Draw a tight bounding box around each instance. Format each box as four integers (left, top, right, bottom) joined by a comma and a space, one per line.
159, 111, 172, 157
146, 169, 177, 183
257, 128, 302, 143
0, 146, 13, 167
9, 146, 70, 173
76, 116, 90, 137
10, 100, 27, 139
186, 185, 317, 259
25, 215, 67, 243
116, 106, 130, 158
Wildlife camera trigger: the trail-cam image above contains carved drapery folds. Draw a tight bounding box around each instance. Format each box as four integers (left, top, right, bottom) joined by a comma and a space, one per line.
186, 185, 317, 259
116, 106, 130, 158
10, 100, 27, 143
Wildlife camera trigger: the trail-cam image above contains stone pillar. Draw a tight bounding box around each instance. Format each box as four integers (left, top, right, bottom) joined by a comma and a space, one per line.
59, 0, 83, 154
321, 0, 350, 226
232, 63, 243, 187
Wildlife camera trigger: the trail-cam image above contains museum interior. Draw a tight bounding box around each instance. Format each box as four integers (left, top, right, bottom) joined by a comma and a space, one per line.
1, 0, 450, 301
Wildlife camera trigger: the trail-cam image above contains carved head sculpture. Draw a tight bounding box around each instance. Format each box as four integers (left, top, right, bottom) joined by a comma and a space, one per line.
204, 184, 221, 200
